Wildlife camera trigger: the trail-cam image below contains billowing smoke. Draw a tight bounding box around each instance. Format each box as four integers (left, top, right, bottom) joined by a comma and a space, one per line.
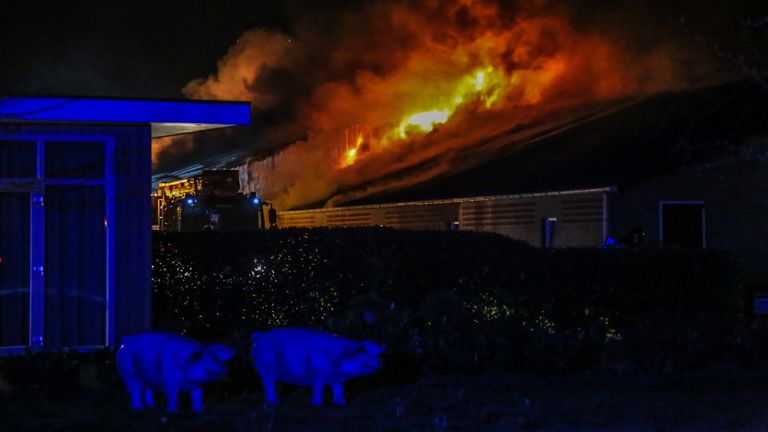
159, 0, 723, 209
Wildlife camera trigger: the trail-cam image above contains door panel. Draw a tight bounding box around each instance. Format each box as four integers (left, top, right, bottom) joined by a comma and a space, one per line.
0, 193, 30, 347
45, 186, 106, 347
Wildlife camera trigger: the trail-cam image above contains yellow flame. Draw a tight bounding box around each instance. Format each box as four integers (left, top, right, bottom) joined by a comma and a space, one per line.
343, 148, 358, 166
340, 132, 364, 167
341, 63, 539, 167
398, 110, 450, 138
394, 66, 504, 140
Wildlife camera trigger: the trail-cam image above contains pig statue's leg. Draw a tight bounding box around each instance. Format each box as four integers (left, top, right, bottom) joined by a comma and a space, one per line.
124, 378, 146, 410
311, 380, 325, 406
260, 374, 279, 404
190, 388, 204, 413
165, 387, 180, 413
144, 388, 156, 409
331, 383, 346, 406
117, 349, 145, 410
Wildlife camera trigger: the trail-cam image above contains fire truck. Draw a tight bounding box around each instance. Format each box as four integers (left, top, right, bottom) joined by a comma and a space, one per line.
152, 170, 276, 231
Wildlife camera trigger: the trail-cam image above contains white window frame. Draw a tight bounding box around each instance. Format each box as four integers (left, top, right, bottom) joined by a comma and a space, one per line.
0, 134, 116, 355
658, 200, 706, 248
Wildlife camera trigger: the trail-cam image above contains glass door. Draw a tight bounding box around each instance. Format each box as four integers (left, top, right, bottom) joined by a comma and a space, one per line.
0, 136, 110, 352
44, 140, 107, 348
44, 187, 106, 347
0, 193, 30, 348
0, 139, 36, 351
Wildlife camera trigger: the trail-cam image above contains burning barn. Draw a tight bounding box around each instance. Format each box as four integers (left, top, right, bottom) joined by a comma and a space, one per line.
272, 79, 768, 278
148, 2, 766, 278
0, 96, 249, 354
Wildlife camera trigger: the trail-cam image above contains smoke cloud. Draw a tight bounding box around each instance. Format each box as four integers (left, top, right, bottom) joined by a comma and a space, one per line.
158, 0, 731, 209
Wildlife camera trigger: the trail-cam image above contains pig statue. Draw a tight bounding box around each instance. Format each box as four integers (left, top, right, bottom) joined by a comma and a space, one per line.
250, 328, 384, 406
116, 331, 236, 413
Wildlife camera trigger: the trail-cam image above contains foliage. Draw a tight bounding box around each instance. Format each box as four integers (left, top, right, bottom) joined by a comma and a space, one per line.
152, 228, 743, 375
0, 350, 118, 395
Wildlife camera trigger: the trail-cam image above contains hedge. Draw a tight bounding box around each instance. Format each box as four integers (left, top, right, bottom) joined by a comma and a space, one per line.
152, 228, 742, 375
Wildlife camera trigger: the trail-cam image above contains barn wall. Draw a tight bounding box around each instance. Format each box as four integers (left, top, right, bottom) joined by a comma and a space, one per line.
278, 189, 610, 248
280, 203, 460, 230
609, 159, 768, 275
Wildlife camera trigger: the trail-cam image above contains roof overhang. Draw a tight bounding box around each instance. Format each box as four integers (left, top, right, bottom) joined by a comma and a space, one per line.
0, 96, 250, 138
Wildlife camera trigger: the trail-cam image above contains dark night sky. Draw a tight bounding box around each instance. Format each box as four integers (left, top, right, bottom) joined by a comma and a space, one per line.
0, 0, 294, 98
1, 0, 765, 99
0, 0, 338, 98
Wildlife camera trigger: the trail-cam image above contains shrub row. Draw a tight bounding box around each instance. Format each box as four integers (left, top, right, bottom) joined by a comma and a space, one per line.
152, 228, 743, 375
0, 350, 118, 394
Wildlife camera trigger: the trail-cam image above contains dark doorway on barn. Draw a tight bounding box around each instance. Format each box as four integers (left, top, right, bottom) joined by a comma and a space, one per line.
660, 202, 705, 248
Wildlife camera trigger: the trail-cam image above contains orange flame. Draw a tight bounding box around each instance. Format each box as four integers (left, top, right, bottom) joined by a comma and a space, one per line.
340, 126, 369, 168
180, 0, 684, 210
328, 11, 618, 170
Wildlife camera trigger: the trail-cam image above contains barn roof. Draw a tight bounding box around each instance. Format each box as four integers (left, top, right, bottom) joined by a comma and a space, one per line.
349, 78, 768, 205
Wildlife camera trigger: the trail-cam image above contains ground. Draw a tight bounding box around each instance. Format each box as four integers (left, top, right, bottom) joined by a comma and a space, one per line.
3, 368, 768, 432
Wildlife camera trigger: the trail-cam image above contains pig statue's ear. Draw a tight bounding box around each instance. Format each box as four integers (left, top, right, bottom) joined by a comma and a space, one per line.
206, 344, 237, 362
361, 341, 385, 356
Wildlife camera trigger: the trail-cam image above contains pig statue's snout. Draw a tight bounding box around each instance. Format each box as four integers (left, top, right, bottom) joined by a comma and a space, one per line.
340, 343, 384, 377
355, 356, 382, 375
369, 356, 383, 371
205, 361, 228, 378
198, 344, 236, 379
360, 340, 385, 371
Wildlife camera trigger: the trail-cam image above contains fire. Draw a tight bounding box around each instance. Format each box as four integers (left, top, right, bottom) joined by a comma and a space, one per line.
341, 134, 361, 167
398, 110, 450, 138
333, 19, 575, 169
180, 0, 683, 210
393, 66, 505, 140
344, 147, 358, 165
340, 127, 367, 167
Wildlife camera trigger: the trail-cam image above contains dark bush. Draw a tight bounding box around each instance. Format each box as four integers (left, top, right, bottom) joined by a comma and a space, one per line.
152, 228, 742, 376
0, 350, 119, 396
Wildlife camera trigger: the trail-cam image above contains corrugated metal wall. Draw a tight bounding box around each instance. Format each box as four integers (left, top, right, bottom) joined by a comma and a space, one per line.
278, 188, 613, 248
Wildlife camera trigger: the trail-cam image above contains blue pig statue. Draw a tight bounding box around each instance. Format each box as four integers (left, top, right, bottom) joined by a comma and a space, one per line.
250, 328, 384, 405
116, 331, 236, 413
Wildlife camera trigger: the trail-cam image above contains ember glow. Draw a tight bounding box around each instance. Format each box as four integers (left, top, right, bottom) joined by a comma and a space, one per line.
180, 0, 685, 209
341, 127, 367, 168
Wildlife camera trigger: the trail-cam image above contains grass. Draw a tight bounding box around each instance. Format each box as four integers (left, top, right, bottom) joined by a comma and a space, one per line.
3, 367, 768, 431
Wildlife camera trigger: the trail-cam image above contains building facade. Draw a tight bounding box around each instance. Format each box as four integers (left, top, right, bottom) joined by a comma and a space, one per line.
0, 96, 249, 354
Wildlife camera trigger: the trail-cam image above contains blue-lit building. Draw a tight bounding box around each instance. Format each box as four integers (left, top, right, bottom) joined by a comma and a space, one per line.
0, 96, 249, 354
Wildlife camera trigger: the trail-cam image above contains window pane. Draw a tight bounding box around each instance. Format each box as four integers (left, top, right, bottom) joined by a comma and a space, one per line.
45, 141, 104, 179
45, 186, 105, 347
0, 194, 30, 346
0, 141, 36, 178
